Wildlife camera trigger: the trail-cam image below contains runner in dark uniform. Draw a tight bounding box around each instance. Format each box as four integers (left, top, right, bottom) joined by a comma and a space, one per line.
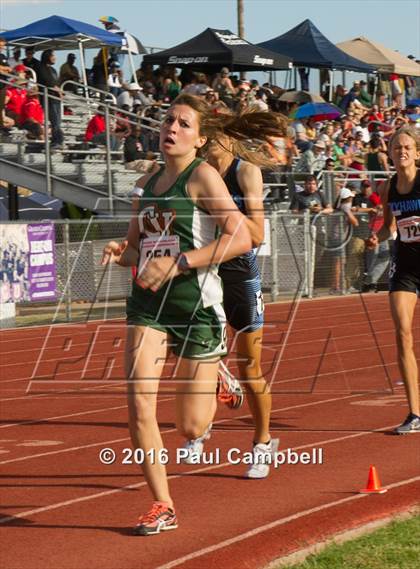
366, 126, 420, 434
200, 118, 288, 478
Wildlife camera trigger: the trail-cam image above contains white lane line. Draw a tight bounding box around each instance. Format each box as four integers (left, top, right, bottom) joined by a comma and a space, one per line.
0, 394, 360, 465
154, 475, 420, 569
0, 318, 400, 364
0, 421, 412, 526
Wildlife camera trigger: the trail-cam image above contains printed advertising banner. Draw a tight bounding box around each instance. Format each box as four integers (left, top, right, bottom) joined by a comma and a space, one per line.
1, 223, 57, 303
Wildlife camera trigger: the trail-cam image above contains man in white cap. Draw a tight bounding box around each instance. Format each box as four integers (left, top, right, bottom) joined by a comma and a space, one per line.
295, 139, 327, 174
117, 82, 150, 110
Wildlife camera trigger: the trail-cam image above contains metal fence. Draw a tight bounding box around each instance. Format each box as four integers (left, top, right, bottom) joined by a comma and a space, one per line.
1, 210, 392, 326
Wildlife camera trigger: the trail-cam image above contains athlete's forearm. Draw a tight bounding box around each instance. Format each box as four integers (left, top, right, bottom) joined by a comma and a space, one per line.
118, 244, 139, 267
376, 225, 392, 242
184, 232, 252, 269
245, 217, 264, 247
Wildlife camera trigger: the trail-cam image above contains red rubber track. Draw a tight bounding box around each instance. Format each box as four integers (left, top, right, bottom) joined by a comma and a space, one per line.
0, 293, 419, 569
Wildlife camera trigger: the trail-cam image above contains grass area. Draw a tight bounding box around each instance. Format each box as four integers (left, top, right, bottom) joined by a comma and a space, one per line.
281, 515, 420, 569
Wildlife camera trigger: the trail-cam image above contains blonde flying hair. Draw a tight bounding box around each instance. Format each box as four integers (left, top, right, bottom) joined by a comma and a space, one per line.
171, 93, 289, 167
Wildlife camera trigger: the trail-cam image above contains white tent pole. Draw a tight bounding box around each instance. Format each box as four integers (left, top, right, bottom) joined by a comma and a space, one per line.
329, 70, 333, 102
78, 40, 91, 113
128, 50, 138, 84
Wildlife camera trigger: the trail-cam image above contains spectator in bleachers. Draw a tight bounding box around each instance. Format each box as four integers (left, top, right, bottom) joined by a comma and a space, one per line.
38, 49, 64, 148
332, 84, 346, 107
90, 52, 108, 95
114, 104, 131, 138
20, 84, 44, 140
331, 136, 353, 169
83, 105, 122, 150
22, 47, 41, 79
107, 61, 124, 97
59, 53, 80, 93
0, 37, 12, 136
212, 67, 236, 106
117, 83, 150, 110
161, 67, 182, 102
5, 71, 27, 125
358, 80, 372, 107
366, 136, 389, 173
204, 88, 219, 108
294, 139, 327, 174
8, 47, 22, 69
124, 123, 156, 174
251, 89, 269, 112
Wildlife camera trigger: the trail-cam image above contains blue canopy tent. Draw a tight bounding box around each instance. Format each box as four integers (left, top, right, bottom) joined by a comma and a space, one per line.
0, 15, 123, 90
258, 19, 374, 71
258, 19, 374, 96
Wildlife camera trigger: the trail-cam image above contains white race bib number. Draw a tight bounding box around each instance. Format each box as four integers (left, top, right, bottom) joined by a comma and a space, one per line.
397, 216, 420, 243
138, 235, 180, 275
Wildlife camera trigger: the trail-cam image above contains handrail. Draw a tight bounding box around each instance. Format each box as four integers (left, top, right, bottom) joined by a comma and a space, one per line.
60, 79, 117, 105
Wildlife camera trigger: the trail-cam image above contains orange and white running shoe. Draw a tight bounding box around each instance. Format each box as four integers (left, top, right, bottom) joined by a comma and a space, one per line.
133, 501, 178, 536
217, 362, 244, 409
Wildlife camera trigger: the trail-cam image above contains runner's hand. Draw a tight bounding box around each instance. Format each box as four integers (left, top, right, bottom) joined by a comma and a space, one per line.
101, 240, 127, 265
136, 256, 180, 292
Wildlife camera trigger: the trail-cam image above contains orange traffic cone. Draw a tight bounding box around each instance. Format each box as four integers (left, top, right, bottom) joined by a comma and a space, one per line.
360, 465, 387, 494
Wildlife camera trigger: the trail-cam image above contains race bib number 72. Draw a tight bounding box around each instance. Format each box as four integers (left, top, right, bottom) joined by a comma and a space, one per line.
397, 216, 420, 243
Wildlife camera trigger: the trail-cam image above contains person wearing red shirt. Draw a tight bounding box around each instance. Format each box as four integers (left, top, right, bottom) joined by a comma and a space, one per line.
5, 83, 27, 123
84, 109, 106, 142
84, 106, 122, 150
355, 180, 390, 292
20, 85, 44, 139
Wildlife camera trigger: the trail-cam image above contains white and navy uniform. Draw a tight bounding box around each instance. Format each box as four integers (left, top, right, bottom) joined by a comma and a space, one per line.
387, 170, 420, 294
218, 159, 264, 332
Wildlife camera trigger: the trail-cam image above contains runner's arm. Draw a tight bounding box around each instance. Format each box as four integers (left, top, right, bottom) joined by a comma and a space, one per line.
237, 161, 265, 246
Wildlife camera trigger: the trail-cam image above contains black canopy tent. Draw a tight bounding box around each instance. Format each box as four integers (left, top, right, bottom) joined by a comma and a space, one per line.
257, 19, 374, 72
143, 28, 292, 71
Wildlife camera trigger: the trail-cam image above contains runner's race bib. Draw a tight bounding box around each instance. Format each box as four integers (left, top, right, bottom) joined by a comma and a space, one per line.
397, 216, 420, 243
137, 235, 180, 276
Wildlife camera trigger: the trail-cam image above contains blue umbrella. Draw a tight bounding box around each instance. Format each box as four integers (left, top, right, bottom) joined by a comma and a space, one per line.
290, 102, 343, 121
407, 99, 420, 107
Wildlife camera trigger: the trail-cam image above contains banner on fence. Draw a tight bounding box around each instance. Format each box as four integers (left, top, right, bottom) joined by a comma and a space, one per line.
0, 223, 57, 303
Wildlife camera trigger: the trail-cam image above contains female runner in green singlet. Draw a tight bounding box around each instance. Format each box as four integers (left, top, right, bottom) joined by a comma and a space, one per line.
102, 94, 286, 535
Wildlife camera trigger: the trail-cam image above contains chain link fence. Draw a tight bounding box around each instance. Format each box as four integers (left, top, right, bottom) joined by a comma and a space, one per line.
1, 210, 392, 326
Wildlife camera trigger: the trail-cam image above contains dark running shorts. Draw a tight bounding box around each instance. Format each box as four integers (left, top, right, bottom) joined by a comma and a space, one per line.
222, 276, 264, 332
388, 256, 420, 295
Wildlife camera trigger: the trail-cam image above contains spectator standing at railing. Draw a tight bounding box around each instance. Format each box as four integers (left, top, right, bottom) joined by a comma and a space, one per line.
59, 53, 80, 93
38, 49, 64, 148
22, 47, 41, 79
0, 37, 12, 136
330, 187, 359, 294
290, 174, 333, 215
90, 52, 108, 96
354, 180, 390, 293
